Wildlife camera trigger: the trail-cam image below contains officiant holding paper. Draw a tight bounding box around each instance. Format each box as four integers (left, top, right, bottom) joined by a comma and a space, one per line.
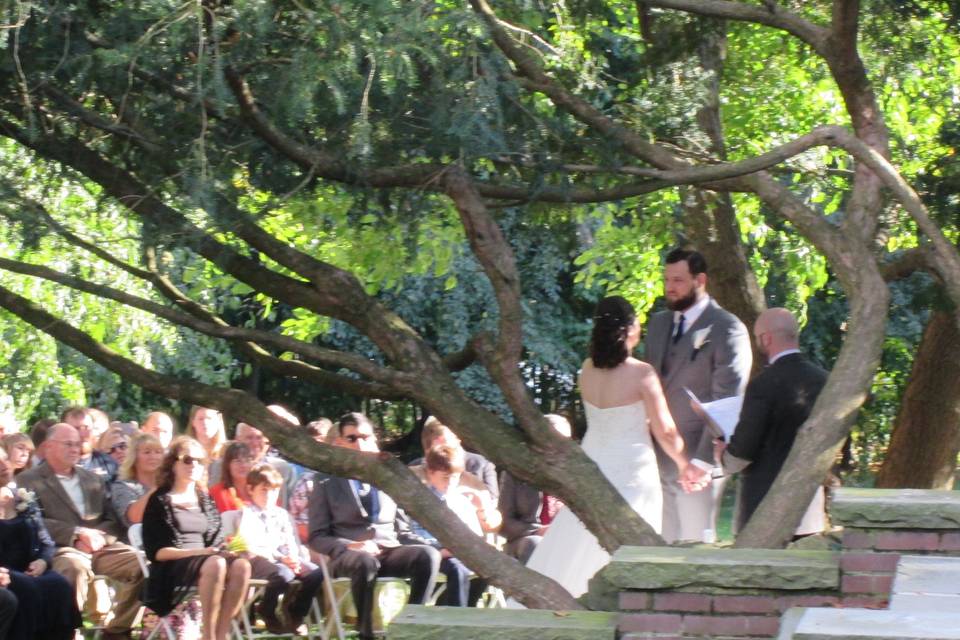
717, 308, 828, 537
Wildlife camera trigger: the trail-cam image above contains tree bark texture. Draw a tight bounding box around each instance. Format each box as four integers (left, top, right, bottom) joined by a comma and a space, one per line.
876, 310, 960, 489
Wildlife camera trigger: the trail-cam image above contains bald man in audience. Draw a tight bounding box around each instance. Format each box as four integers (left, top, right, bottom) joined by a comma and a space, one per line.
16, 424, 143, 639
717, 308, 829, 537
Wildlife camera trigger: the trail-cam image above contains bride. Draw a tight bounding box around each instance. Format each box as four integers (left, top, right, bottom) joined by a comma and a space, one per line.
523, 295, 698, 598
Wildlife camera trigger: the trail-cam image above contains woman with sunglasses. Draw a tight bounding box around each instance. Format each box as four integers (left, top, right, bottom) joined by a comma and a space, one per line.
97, 427, 129, 466
141, 436, 251, 640
208, 441, 255, 513
111, 432, 165, 529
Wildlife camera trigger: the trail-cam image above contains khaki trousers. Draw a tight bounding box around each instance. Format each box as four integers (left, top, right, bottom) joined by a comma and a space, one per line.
53, 543, 144, 633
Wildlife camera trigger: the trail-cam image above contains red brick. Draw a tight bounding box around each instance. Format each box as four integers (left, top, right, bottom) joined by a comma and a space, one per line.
652, 593, 712, 612
776, 595, 841, 610
618, 592, 651, 610
618, 613, 683, 633
840, 596, 888, 609
712, 595, 779, 614
873, 531, 940, 551
842, 529, 874, 549
841, 574, 895, 595
940, 532, 960, 552
840, 552, 900, 572
683, 615, 780, 636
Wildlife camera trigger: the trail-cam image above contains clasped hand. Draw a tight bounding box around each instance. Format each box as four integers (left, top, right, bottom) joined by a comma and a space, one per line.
678, 464, 710, 493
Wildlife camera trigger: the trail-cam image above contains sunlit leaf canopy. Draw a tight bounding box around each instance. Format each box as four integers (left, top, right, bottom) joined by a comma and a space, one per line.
0, 0, 956, 440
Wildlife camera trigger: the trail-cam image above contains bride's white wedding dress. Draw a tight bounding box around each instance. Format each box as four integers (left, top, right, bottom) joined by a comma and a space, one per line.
522, 400, 662, 598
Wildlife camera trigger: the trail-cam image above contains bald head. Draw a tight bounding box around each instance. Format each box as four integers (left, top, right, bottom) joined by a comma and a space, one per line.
44, 423, 83, 474
754, 307, 800, 360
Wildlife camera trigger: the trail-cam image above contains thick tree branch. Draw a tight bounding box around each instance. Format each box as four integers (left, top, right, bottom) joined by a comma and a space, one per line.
0, 281, 578, 608
40, 85, 165, 155
0, 256, 411, 396
635, 1, 828, 51
470, 0, 681, 170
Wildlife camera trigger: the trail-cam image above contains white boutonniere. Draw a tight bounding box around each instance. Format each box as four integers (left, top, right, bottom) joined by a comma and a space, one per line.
15, 488, 38, 514
691, 327, 712, 361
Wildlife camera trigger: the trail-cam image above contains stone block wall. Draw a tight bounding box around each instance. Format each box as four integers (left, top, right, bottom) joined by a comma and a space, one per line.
600, 488, 960, 639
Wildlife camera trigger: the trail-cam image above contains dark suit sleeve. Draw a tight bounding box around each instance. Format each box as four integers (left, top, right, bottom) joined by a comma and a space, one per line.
306, 475, 351, 557
498, 473, 540, 541
725, 373, 775, 465
28, 514, 56, 565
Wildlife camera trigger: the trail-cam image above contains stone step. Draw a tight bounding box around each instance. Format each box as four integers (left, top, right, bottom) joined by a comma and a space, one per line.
779, 607, 960, 639
889, 555, 960, 612
831, 488, 960, 529
600, 546, 838, 591
386, 604, 618, 640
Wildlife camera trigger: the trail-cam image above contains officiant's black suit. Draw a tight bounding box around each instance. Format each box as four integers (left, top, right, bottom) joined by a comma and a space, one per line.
725, 352, 828, 530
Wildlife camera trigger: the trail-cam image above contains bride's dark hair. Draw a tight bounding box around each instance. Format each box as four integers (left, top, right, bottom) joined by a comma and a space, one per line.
590, 296, 637, 369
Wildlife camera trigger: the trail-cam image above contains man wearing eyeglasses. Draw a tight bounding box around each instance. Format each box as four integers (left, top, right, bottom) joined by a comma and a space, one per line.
15, 423, 143, 640
307, 412, 440, 640
61, 406, 118, 484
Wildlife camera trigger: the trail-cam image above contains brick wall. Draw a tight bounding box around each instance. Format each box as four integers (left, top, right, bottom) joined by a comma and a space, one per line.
610, 489, 960, 639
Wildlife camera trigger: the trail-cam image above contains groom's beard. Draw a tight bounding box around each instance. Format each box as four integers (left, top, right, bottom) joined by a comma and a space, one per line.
667, 290, 697, 312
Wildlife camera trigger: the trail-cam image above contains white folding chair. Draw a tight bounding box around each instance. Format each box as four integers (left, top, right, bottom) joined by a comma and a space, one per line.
222, 510, 346, 640
128, 523, 245, 640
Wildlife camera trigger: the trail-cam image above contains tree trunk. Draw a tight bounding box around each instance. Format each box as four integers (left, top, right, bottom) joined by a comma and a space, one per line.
876, 309, 960, 489
682, 20, 766, 336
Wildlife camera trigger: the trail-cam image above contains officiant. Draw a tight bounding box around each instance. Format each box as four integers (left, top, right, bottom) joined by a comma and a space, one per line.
717, 308, 828, 537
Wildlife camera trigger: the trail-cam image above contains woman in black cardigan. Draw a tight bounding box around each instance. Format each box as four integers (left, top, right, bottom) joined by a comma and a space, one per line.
0, 447, 80, 640
142, 436, 251, 640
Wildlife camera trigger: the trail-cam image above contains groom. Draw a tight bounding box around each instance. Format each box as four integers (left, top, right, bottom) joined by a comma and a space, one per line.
643, 248, 752, 542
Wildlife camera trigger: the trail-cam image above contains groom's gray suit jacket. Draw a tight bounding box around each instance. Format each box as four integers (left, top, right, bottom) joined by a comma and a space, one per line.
643, 297, 752, 539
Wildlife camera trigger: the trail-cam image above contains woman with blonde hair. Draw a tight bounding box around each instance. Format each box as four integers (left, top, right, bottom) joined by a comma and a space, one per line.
187, 406, 227, 463
1, 433, 34, 475
111, 432, 165, 529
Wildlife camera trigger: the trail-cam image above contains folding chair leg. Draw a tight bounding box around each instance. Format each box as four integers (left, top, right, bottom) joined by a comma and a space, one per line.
318, 561, 346, 640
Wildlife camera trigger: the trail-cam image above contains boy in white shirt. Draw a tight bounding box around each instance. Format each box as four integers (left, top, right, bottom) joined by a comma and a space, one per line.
236, 464, 325, 633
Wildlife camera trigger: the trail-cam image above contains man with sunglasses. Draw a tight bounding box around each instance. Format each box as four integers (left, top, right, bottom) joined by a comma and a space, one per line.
16, 423, 143, 640
307, 413, 440, 640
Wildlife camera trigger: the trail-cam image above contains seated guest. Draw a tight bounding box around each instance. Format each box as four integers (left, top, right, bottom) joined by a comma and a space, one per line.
0, 570, 15, 640
308, 413, 440, 640
288, 417, 335, 543
410, 445, 501, 607
141, 411, 176, 450
142, 436, 251, 640
111, 433, 165, 529
209, 422, 295, 504
234, 464, 326, 634
0, 447, 81, 640
209, 441, 255, 513
411, 417, 499, 500
61, 406, 117, 483
305, 417, 333, 444
15, 423, 142, 640
498, 414, 571, 562
28, 418, 55, 467
1, 433, 34, 476
187, 406, 227, 466
98, 428, 129, 466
